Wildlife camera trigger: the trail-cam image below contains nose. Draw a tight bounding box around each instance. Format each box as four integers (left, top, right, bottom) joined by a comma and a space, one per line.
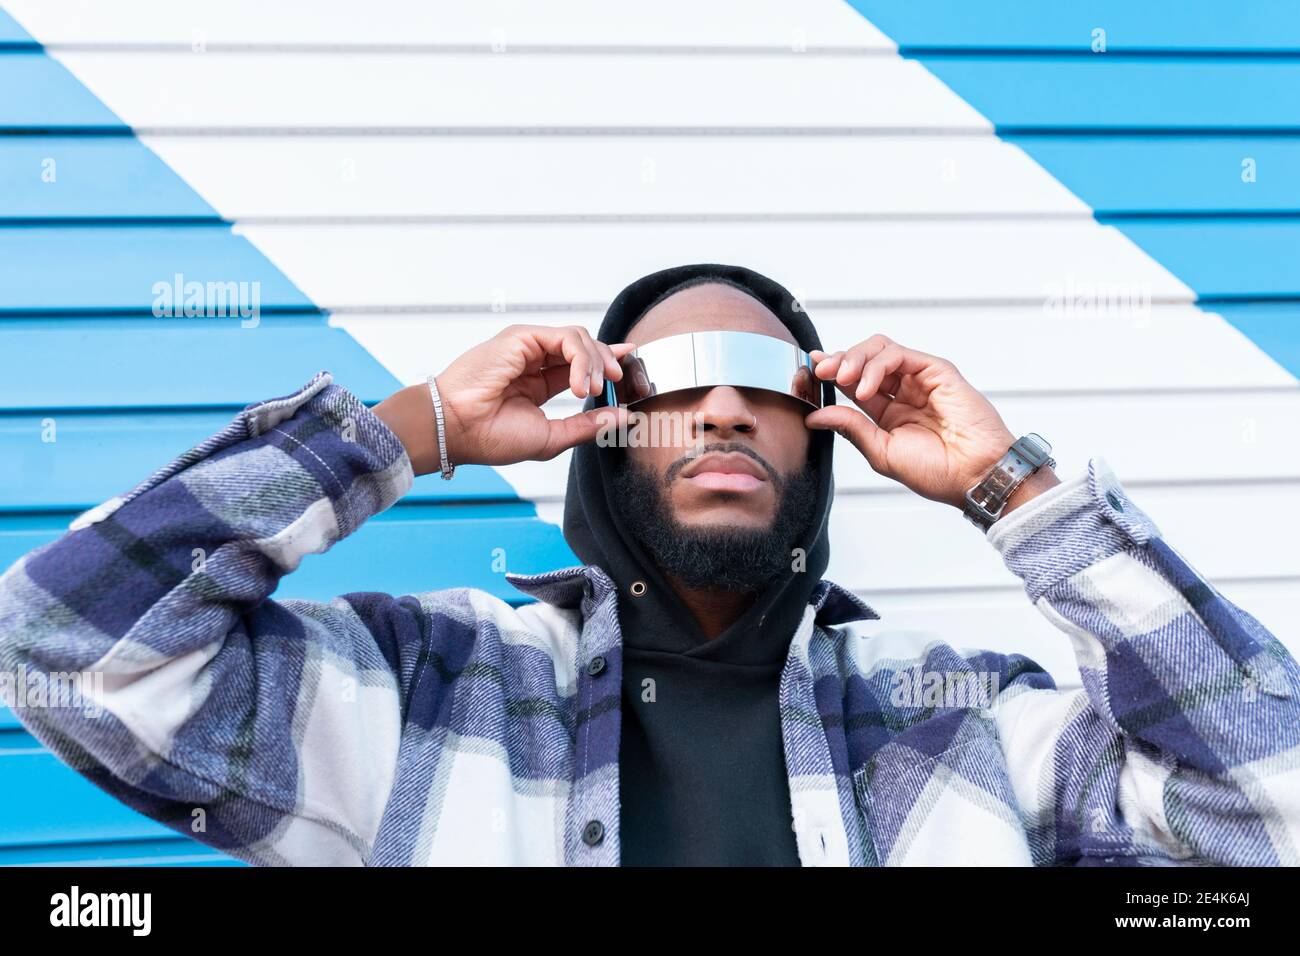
692, 386, 758, 438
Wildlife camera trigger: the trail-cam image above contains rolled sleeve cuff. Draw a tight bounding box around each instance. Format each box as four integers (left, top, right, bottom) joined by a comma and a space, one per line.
986, 457, 1161, 603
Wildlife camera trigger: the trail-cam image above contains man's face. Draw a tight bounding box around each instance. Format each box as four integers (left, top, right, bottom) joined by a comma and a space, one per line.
620, 283, 813, 534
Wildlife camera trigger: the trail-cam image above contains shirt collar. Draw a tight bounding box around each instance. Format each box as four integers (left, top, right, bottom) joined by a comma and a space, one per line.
505, 565, 596, 608
810, 578, 880, 626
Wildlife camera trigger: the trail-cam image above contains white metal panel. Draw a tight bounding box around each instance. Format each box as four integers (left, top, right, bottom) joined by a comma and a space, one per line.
7, 0, 892, 49
52, 51, 988, 131
140, 135, 1088, 218
240, 220, 1192, 310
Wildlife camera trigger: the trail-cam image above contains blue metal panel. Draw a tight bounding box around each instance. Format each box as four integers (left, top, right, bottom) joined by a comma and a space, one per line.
845, 1, 1300, 52
1002, 136, 1300, 214
0, 53, 123, 131
0, 8, 31, 44
0, 319, 399, 408
0, 138, 219, 221
0, 226, 317, 315
1111, 220, 1300, 300
916, 57, 1300, 131
0, 839, 239, 866
1214, 304, 1300, 380
0, 410, 520, 512
0, 411, 258, 513
0, 750, 176, 846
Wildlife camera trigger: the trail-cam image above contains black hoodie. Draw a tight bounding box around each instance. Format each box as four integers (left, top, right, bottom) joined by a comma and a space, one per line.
562, 263, 836, 866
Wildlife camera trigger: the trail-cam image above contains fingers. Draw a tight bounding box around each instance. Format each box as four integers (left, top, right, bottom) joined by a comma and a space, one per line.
568, 326, 602, 399
541, 406, 628, 459
540, 364, 578, 402
811, 337, 948, 417
505, 325, 634, 401
602, 342, 638, 382
861, 392, 892, 424
522, 325, 596, 398
624, 355, 653, 402
811, 344, 891, 420
804, 405, 888, 471
858, 346, 922, 407
829, 340, 886, 394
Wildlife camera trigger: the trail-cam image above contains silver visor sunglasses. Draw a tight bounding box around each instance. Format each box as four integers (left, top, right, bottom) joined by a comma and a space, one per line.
595, 329, 825, 410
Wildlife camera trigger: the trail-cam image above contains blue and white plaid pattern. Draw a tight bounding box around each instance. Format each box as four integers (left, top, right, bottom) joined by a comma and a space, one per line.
1, 372, 1295, 865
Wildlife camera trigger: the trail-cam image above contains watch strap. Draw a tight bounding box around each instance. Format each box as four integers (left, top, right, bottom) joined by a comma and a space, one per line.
963, 433, 1054, 531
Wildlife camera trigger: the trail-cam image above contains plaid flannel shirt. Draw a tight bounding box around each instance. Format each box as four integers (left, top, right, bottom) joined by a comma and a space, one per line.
1, 372, 1296, 866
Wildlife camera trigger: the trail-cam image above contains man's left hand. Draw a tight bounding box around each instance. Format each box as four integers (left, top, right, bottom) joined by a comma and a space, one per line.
805, 334, 1057, 512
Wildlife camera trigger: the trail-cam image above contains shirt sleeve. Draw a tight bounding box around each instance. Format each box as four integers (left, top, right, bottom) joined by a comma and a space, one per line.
984, 456, 1300, 865
0, 372, 473, 865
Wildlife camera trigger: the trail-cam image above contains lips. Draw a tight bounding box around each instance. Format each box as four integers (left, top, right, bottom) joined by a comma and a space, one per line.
680, 451, 768, 492
687, 472, 764, 492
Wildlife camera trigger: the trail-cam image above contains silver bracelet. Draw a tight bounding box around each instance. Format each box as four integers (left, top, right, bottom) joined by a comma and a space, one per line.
426, 373, 456, 480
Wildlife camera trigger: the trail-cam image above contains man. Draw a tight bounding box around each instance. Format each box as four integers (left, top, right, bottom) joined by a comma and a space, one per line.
0, 263, 1296, 866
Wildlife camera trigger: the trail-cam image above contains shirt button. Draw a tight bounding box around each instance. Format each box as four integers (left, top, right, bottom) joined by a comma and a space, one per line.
586, 655, 607, 677
1106, 490, 1126, 512
582, 819, 605, 846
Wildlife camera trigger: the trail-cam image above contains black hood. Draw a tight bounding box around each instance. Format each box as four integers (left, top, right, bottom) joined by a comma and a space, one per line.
561, 263, 836, 665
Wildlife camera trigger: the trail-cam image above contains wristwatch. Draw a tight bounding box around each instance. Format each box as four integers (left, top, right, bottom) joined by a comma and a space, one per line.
962, 433, 1056, 532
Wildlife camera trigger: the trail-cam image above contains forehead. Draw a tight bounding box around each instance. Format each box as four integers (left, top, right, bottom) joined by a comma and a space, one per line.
625, 282, 797, 346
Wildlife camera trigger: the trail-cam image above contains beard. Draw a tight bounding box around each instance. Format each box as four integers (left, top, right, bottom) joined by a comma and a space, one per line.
609, 447, 820, 594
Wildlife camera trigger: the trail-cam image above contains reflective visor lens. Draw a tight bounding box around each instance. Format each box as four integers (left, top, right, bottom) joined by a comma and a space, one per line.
600, 329, 824, 409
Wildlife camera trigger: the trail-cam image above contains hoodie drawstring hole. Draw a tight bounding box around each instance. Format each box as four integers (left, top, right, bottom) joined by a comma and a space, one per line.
630, 580, 647, 597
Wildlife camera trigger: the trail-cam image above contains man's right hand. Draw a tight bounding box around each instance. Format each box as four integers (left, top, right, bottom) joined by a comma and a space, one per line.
373, 324, 635, 476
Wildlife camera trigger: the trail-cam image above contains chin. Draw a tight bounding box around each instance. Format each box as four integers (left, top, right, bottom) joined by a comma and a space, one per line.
673, 505, 775, 532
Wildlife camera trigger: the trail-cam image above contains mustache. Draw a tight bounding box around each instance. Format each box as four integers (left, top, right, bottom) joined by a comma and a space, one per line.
663, 441, 781, 486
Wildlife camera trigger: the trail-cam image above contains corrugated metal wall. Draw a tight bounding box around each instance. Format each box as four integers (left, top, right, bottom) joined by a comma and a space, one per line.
1, 0, 1297, 865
